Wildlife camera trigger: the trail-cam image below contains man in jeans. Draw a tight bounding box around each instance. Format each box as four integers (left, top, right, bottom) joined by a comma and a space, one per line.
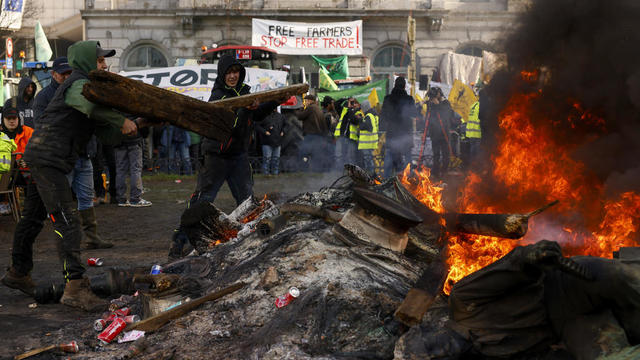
256, 108, 285, 175
115, 121, 151, 207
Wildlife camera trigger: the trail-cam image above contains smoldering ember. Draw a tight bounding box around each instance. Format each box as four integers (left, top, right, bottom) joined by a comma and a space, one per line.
2, 0, 640, 359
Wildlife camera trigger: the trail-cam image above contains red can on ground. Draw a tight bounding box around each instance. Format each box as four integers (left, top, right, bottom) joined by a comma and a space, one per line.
98, 317, 127, 345
87, 257, 104, 266
275, 287, 300, 308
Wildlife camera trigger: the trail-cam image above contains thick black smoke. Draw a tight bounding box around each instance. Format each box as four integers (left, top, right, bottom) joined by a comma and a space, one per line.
482, 0, 640, 198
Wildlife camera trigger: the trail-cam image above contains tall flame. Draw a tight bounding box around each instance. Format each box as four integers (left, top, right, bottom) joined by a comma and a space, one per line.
401, 73, 640, 294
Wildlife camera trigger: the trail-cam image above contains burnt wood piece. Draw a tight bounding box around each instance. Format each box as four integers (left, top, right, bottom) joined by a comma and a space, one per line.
127, 282, 246, 333
394, 260, 447, 327
353, 187, 423, 229
279, 203, 344, 223
393, 180, 442, 225
81, 70, 308, 142
446, 201, 559, 239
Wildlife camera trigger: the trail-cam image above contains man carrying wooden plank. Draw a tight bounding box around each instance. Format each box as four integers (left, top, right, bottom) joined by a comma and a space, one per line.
2, 40, 142, 311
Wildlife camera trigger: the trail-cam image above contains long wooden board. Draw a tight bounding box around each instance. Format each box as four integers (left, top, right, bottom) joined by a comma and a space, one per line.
82, 70, 308, 143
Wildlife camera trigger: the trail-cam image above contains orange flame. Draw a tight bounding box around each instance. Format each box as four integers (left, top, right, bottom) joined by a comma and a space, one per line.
401, 85, 640, 295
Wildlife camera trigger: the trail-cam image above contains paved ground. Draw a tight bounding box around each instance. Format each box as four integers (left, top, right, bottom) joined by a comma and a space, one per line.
0, 172, 332, 359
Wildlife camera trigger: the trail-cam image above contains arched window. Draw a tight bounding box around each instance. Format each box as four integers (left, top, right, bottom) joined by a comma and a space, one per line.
123, 44, 169, 70
372, 45, 410, 68
456, 42, 491, 58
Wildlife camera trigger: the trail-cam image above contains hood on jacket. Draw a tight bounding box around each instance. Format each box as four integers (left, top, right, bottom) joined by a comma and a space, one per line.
17, 77, 36, 103
214, 55, 246, 92
68, 40, 101, 73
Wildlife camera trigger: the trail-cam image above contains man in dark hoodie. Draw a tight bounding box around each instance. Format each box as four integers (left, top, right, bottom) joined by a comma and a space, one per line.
168, 55, 279, 261
380, 77, 417, 177
195, 54, 278, 206
1, 40, 139, 311
4, 77, 37, 128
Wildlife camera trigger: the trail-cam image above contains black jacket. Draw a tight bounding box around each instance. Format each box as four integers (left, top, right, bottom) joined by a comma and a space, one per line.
24, 71, 94, 173
33, 77, 98, 158
380, 88, 417, 140
256, 111, 285, 147
426, 100, 460, 142
33, 78, 59, 125
4, 77, 36, 128
201, 55, 277, 156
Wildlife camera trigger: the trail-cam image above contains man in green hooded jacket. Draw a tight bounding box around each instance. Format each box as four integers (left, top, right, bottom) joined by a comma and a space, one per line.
1, 40, 139, 311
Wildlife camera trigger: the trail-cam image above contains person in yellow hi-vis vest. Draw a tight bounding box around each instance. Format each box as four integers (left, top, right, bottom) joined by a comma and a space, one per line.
0, 131, 17, 174
333, 97, 361, 170
357, 100, 379, 174
465, 100, 481, 167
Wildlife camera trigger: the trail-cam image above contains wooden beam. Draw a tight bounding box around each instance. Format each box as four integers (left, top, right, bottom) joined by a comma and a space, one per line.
81, 70, 308, 143
127, 282, 246, 333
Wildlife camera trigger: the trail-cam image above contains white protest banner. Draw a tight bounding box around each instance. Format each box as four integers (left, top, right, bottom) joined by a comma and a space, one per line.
0, 0, 25, 30
252, 18, 362, 55
120, 65, 288, 101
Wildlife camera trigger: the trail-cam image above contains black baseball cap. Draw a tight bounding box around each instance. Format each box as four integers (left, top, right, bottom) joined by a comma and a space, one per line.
96, 41, 116, 58
52, 57, 72, 74
2, 107, 19, 118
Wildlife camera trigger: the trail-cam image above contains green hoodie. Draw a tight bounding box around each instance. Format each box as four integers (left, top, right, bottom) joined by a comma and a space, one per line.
64, 40, 126, 145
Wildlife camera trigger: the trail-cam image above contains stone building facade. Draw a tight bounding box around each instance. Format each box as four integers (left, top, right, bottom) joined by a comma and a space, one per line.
82, 0, 528, 86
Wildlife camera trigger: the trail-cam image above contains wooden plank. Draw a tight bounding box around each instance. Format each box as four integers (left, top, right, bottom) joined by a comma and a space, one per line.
126, 282, 246, 333
81, 70, 308, 143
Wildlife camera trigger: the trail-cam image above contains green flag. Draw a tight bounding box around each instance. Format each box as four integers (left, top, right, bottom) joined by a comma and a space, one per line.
318, 79, 388, 106
35, 21, 53, 62
312, 55, 349, 80
319, 66, 338, 91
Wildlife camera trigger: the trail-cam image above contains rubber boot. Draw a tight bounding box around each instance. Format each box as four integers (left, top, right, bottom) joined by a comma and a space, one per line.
60, 278, 107, 311
80, 208, 113, 249
1, 267, 36, 296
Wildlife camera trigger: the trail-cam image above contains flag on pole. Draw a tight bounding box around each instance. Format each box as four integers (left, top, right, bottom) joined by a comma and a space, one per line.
367, 88, 379, 108
34, 21, 53, 61
311, 55, 349, 80
319, 66, 338, 91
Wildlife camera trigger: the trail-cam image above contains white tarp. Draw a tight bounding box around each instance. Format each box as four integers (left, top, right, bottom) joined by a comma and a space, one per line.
120, 65, 288, 101
438, 51, 482, 86
0, 0, 24, 30
252, 18, 363, 55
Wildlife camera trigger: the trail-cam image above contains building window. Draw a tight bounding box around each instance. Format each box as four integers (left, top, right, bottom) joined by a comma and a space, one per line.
456, 43, 489, 57
372, 46, 410, 68
124, 44, 169, 70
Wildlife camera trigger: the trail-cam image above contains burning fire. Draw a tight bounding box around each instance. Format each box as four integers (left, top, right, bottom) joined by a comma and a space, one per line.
401, 71, 640, 294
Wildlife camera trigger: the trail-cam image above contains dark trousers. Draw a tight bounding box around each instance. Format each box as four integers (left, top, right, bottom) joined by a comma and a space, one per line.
13, 166, 85, 281
431, 138, 449, 179
102, 144, 117, 200
191, 152, 253, 207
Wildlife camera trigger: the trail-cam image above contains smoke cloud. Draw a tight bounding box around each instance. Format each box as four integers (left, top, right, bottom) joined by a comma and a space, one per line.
483, 0, 640, 197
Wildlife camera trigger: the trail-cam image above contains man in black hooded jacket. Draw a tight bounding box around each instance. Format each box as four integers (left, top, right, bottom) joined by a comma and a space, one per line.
380, 77, 417, 177
193, 55, 278, 206
169, 55, 279, 261
4, 77, 36, 128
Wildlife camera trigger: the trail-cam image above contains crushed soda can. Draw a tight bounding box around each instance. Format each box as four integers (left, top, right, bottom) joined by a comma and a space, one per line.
94, 318, 108, 331
60, 341, 79, 353
114, 307, 131, 317
174, 179, 182, 184
98, 317, 127, 345
87, 257, 104, 266
275, 287, 300, 308
150, 265, 163, 275
122, 315, 140, 324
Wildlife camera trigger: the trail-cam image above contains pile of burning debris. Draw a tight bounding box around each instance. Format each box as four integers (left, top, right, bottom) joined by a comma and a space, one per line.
22, 160, 639, 359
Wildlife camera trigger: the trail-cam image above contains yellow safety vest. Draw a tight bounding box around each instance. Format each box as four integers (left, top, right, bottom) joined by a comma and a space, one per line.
358, 113, 379, 150
334, 107, 360, 141
466, 101, 481, 139
0, 132, 17, 173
